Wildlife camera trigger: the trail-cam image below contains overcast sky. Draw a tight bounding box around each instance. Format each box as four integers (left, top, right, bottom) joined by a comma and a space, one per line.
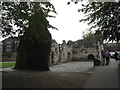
0, 0, 89, 43
48, 0, 89, 44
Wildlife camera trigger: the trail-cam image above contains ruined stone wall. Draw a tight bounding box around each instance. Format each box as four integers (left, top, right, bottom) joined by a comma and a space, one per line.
49, 40, 73, 66
59, 40, 72, 63
72, 39, 99, 61
49, 39, 99, 64
1, 38, 100, 63
72, 48, 98, 61
49, 40, 60, 65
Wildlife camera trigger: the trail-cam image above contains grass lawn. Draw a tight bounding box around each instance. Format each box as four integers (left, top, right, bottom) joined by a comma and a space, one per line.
0, 62, 16, 68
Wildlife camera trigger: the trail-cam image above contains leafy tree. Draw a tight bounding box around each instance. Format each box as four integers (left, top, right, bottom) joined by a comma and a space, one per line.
79, 2, 120, 43
69, 1, 120, 43
82, 30, 96, 40
1, 1, 57, 70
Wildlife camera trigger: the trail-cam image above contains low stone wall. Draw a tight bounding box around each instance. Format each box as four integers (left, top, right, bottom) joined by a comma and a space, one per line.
72, 48, 98, 61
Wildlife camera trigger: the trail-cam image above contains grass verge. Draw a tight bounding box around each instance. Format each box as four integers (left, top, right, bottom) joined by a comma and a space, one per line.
0, 62, 16, 68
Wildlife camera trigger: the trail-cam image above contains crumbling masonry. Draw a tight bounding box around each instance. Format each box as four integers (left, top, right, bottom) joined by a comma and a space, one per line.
49, 40, 73, 65
49, 39, 100, 66
2, 38, 100, 64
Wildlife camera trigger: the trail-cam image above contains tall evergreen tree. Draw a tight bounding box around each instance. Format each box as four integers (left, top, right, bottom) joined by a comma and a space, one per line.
1, 1, 57, 70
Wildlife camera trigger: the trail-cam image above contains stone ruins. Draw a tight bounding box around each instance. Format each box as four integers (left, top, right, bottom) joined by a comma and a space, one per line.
49, 40, 73, 66
2, 38, 102, 65
49, 39, 100, 66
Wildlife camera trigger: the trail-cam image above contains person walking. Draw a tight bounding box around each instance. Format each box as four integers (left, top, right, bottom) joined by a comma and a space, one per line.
101, 50, 106, 65
114, 52, 118, 61
105, 50, 111, 65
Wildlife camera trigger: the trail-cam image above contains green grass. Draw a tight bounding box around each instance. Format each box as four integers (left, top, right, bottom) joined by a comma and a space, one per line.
0, 62, 16, 68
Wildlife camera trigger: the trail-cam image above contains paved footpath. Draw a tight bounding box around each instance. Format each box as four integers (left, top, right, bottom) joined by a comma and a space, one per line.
50, 61, 93, 72
1, 60, 119, 88
2, 61, 94, 88
84, 59, 119, 88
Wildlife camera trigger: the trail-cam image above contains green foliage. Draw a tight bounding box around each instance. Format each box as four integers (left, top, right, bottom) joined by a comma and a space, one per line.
68, 1, 120, 42
1, 2, 57, 38
82, 30, 95, 40
79, 2, 120, 42
1, 1, 57, 70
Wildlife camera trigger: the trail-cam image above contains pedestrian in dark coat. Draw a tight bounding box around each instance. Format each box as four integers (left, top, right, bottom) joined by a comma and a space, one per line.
114, 52, 118, 61
105, 51, 111, 65
101, 50, 105, 65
